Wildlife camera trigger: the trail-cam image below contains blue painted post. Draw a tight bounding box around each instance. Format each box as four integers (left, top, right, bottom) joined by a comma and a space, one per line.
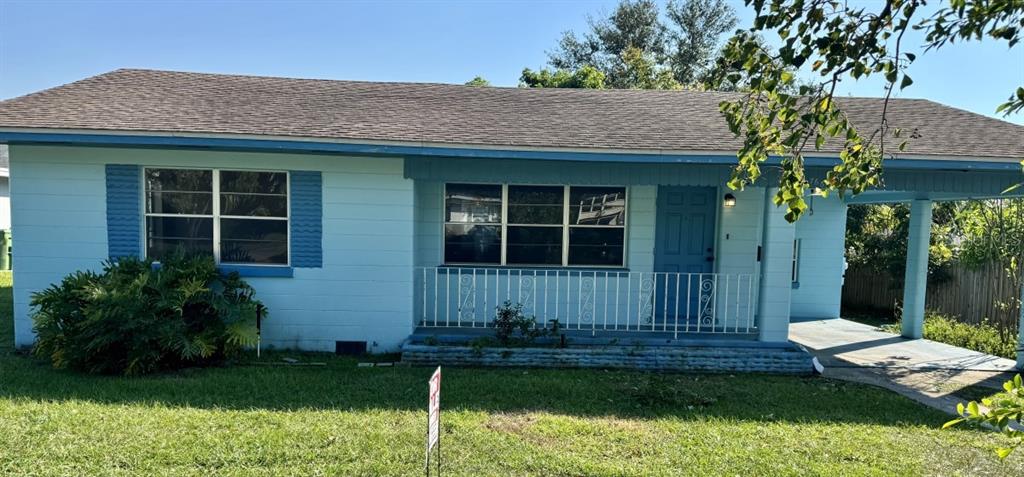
901, 199, 932, 339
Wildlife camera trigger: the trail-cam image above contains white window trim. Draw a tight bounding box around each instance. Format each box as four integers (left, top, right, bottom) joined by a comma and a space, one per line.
442, 183, 628, 268
142, 167, 291, 268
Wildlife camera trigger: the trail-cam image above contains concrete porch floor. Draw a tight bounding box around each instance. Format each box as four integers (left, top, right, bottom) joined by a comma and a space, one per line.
790, 318, 1020, 414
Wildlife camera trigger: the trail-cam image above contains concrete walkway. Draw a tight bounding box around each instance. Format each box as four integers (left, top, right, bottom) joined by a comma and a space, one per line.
790, 318, 1020, 414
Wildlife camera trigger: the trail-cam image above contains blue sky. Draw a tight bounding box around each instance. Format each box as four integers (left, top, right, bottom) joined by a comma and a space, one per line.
1, 0, 1021, 124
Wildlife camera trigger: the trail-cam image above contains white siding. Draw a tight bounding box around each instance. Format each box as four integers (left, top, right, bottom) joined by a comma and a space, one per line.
791, 195, 848, 318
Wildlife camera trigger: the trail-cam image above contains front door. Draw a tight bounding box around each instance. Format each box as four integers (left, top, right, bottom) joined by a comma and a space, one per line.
653, 186, 717, 322
654, 186, 716, 274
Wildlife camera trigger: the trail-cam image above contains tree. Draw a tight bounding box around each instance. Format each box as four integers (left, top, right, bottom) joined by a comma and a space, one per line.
465, 76, 491, 86
709, 0, 1024, 222
612, 46, 683, 90
520, 65, 607, 89
956, 198, 1024, 335
544, 0, 737, 89
845, 202, 957, 279
665, 0, 740, 84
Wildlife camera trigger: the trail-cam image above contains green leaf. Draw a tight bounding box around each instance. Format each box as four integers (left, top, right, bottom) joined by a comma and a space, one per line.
995, 448, 1012, 460
942, 417, 964, 429
900, 74, 914, 90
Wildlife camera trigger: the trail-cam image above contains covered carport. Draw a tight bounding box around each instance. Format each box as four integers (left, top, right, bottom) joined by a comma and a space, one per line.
838, 161, 1024, 369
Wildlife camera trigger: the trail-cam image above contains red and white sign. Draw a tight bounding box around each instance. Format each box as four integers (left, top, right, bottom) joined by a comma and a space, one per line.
427, 366, 442, 453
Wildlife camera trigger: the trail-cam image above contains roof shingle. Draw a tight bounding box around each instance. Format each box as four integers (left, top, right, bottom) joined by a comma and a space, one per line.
0, 68, 1021, 160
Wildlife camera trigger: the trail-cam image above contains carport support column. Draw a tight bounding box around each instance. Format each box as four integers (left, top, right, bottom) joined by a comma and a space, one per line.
901, 199, 932, 339
757, 188, 796, 343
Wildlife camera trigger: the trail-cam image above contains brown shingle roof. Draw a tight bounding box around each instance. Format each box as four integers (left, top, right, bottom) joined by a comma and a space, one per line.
0, 68, 1021, 160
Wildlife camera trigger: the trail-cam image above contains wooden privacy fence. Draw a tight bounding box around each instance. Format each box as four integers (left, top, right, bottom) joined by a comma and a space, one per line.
842, 262, 1021, 328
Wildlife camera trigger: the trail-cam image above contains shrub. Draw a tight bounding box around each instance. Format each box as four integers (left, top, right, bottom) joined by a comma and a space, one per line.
31, 254, 263, 375
882, 313, 1019, 359
493, 301, 546, 346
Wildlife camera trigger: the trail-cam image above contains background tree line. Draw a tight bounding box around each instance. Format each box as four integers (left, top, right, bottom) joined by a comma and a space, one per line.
467, 0, 739, 90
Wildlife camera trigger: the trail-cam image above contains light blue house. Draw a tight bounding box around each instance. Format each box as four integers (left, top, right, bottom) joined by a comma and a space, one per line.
0, 69, 1022, 370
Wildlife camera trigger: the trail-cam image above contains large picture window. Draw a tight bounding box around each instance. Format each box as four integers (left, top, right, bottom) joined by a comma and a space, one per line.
145, 168, 289, 266
444, 183, 627, 267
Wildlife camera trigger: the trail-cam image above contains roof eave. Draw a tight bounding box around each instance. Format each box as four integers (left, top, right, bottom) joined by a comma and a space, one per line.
0, 127, 1020, 172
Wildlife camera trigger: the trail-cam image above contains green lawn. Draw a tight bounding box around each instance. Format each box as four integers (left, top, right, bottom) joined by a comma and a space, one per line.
0, 272, 1021, 476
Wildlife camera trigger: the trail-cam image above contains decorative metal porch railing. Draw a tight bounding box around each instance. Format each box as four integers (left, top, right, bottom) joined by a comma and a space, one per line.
415, 267, 758, 338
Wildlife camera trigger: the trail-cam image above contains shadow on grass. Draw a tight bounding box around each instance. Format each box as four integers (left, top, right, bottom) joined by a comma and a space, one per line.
0, 347, 963, 429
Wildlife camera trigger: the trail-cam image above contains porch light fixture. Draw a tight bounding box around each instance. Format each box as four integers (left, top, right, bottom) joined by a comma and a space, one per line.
723, 193, 737, 207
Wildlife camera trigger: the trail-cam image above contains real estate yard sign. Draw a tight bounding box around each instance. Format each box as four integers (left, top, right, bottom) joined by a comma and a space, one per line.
426, 366, 441, 475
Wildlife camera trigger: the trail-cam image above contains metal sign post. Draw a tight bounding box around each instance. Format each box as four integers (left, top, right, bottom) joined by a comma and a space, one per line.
426, 366, 442, 476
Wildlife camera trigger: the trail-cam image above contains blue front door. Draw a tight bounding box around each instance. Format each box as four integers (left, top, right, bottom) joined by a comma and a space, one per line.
654, 186, 717, 322
655, 186, 716, 274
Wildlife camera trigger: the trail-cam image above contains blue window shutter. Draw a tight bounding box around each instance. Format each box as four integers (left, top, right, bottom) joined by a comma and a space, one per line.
106, 164, 142, 258
290, 170, 323, 268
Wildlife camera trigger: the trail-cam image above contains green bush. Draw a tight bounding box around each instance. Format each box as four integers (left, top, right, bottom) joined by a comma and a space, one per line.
31, 254, 263, 375
493, 301, 546, 346
883, 313, 1019, 359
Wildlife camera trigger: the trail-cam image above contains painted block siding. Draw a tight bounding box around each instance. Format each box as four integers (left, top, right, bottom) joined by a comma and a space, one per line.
791, 195, 848, 319
401, 343, 814, 374
9, 147, 805, 351
9, 145, 414, 352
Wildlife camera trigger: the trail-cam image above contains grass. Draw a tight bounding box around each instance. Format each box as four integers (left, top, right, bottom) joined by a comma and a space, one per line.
1, 272, 1022, 475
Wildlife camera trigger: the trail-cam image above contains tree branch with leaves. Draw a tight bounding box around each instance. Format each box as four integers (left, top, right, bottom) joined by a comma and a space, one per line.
710, 0, 1023, 222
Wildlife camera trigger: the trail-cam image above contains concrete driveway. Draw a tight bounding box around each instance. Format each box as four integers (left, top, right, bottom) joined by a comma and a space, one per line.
790, 318, 1020, 413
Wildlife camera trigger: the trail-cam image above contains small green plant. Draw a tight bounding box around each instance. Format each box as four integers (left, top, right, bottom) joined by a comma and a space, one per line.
422, 335, 439, 346
468, 336, 496, 357
944, 374, 1024, 460
493, 301, 545, 346
882, 313, 1018, 359
31, 253, 263, 375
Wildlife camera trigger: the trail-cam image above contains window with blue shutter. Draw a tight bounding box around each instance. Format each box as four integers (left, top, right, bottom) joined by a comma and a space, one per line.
106, 164, 142, 259
289, 170, 323, 268
106, 164, 322, 274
